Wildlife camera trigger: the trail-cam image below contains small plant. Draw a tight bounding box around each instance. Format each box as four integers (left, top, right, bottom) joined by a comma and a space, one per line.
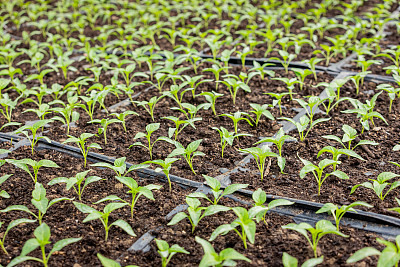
0, 93, 18, 123
6, 223, 81, 267
302, 58, 324, 81
1, 182, 69, 225
280, 116, 330, 142
219, 77, 251, 105
377, 83, 400, 113
162, 116, 201, 140
351, 172, 400, 201
62, 133, 101, 167
48, 170, 102, 201
212, 126, 252, 158
110, 110, 138, 132
272, 77, 300, 101
292, 68, 313, 90
188, 175, 248, 205
317, 146, 364, 171
195, 236, 251, 266
220, 111, 253, 135
168, 196, 230, 233
135, 95, 165, 121
264, 92, 291, 115
249, 103, 275, 126
239, 146, 279, 181
168, 139, 205, 174
91, 157, 149, 178
73, 200, 135, 241
282, 220, 348, 258
14, 119, 53, 155
252, 188, 293, 226
95, 176, 161, 219
316, 201, 373, 231
6, 158, 59, 184
130, 123, 169, 159
89, 118, 120, 145
299, 156, 348, 196
347, 236, 400, 266
52, 95, 81, 134
155, 239, 190, 267
282, 252, 323, 267
198, 91, 224, 116
144, 158, 180, 192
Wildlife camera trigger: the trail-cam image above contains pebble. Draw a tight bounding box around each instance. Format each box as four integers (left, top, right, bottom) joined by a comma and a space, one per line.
373, 127, 381, 131
272, 125, 281, 131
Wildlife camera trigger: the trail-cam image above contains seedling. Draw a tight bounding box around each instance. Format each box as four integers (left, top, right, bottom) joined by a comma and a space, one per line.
6, 223, 81, 267
249, 61, 275, 80
1, 182, 69, 225
73, 201, 135, 241
130, 123, 170, 159
299, 156, 348, 196
282, 220, 348, 258
264, 92, 290, 115
92, 157, 149, 178
111, 110, 138, 132
282, 252, 323, 267
6, 158, 59, 184
196, 236, 251, 266
280, 116, 330, 142
52, 96, 80, 134
317, 146, 364, 171
219, 77, 251, 105
249, 103, 275, 126
63, 133, 102, 167
144, 158, 180, 192
271, 50, 296, 74
14, 119, 52, 155
292, 68, 313, 90
302, 58, 324, 81
220, 111, 253, 135
347, 236, 400, 266
168, 139, 205, 174
316, 201, 373, 230
135, 95, 165, 121
272, 77, 300, 100
162, 84, 191, 109
162, 116, 201, 140
351, 172, 400, 201
155, 239, 189, 267
89, 118, 120, 145
48, 170, 102, 201
212, 126, 252, 158
198, 91, 224, 116
0, 93, 18, 123
252, 188, 293, 226
239, 146, 279, 181
168, 196, 230, 233
188, 175, 248, 205
377, 83, 400, 113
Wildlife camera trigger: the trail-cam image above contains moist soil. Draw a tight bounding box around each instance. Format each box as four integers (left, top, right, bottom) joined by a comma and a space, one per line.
0, 145, 193, 266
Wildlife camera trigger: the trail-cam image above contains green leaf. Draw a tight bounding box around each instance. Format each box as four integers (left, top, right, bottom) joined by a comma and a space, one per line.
110, 219, 136, 237
302, 256, 324, 267
97, 253, 122, 267
347, 247, 381, 263
168, 212, 188, 226
6, 256, 43, 267
50, 237, 82, 255
282, 252, 298, 267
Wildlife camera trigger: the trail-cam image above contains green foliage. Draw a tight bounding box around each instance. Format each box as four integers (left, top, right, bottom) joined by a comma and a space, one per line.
155, 239, 189, 267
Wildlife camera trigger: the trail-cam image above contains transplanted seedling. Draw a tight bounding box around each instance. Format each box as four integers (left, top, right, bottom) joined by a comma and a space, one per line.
1, 182, 70, 225
6, 158, 59, 184
282, 220, 348, 258
188, 175, 248, 205
130, 123, 169, 159
317, 146, 364, 171
144, 158, 180, 192
317, 199, 374, 231
280, 115, 330, 142
91, 157, 149, 178
212, 126, 252, 158
249, 103, 275, 126
94, 176, 161, 219
199, 91, 224, 116
239, 146, 279, 181
196, 236, 251, 267
347, 235, 400, 266
73, 200, 135, 241
48, 170, 102, 201
351, 172, 400, 201
299, 156, 348, 196
168, 196, 230, 233
6, 223, 81, 267
134, 95, 165, 121
89, 118, 120, 145
14, 119, 53, 155
167, 139, 205, 174
252, 188, 293, 226
62, 133, 102, 168
155, 239, 190, 267
110, 110, 138, 132
220, 111, 253, 135
282, 252, 323, 267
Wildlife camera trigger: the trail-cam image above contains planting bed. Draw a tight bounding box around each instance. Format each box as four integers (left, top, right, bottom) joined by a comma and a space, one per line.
1, 0, 400, 266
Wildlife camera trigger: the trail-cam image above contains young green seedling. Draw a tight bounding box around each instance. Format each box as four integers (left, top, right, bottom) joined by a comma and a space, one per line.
316, 201, 373, 231
220, 111, 253, 135
249, 103, 275, 126
350, 71, 370, 95
110, 110, 138, 132
264, 92, 291, 115
282, 220, 348, 258
0, 93, 18, 123
249, 61, 275, 80
317, 146, 364, 171
168, 139, 205, 175
96, 176, 161, 219
14, 119, 53, 155
377, 83, 400, 113
351, 172, 400, 201
92, 157, 149, 178
162, 84, 191, 109
62, 133, 101, 168
168, 196, 230, 233
0, 174, 12, 199
182, 75, 212, 99
51, 95, 81, 134
198, 91, 224, 116
6, 158, 59, 184
202, 64, 229, 90
219, 77, 251, 105
89, 118, 120, 145
282, 252, 323, 267
271, 50, 296, 74
302, 58, 324, 81
1, 182, 69, 225
272, 77, 300, 101
292, 68, 313, 90
6, 223, 81, 267
162, 116, 201, 141
212, 126, 252, 158
252, 188, 293, 226
347, 236, 400, 266
73, 200, 135, 241
239, 146, 279, 181
280, 116, 330, 142
196, 236, 251, 267
134, 95, 165, 121
144, 158, 180, 192
323, 124, 379, 151
48, 170, 102, 201
299, 156, 348, 196
188, 175, 248, 205
0, 218, 37, 255
130, 123, 169, 159
155, 239, 190, 267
